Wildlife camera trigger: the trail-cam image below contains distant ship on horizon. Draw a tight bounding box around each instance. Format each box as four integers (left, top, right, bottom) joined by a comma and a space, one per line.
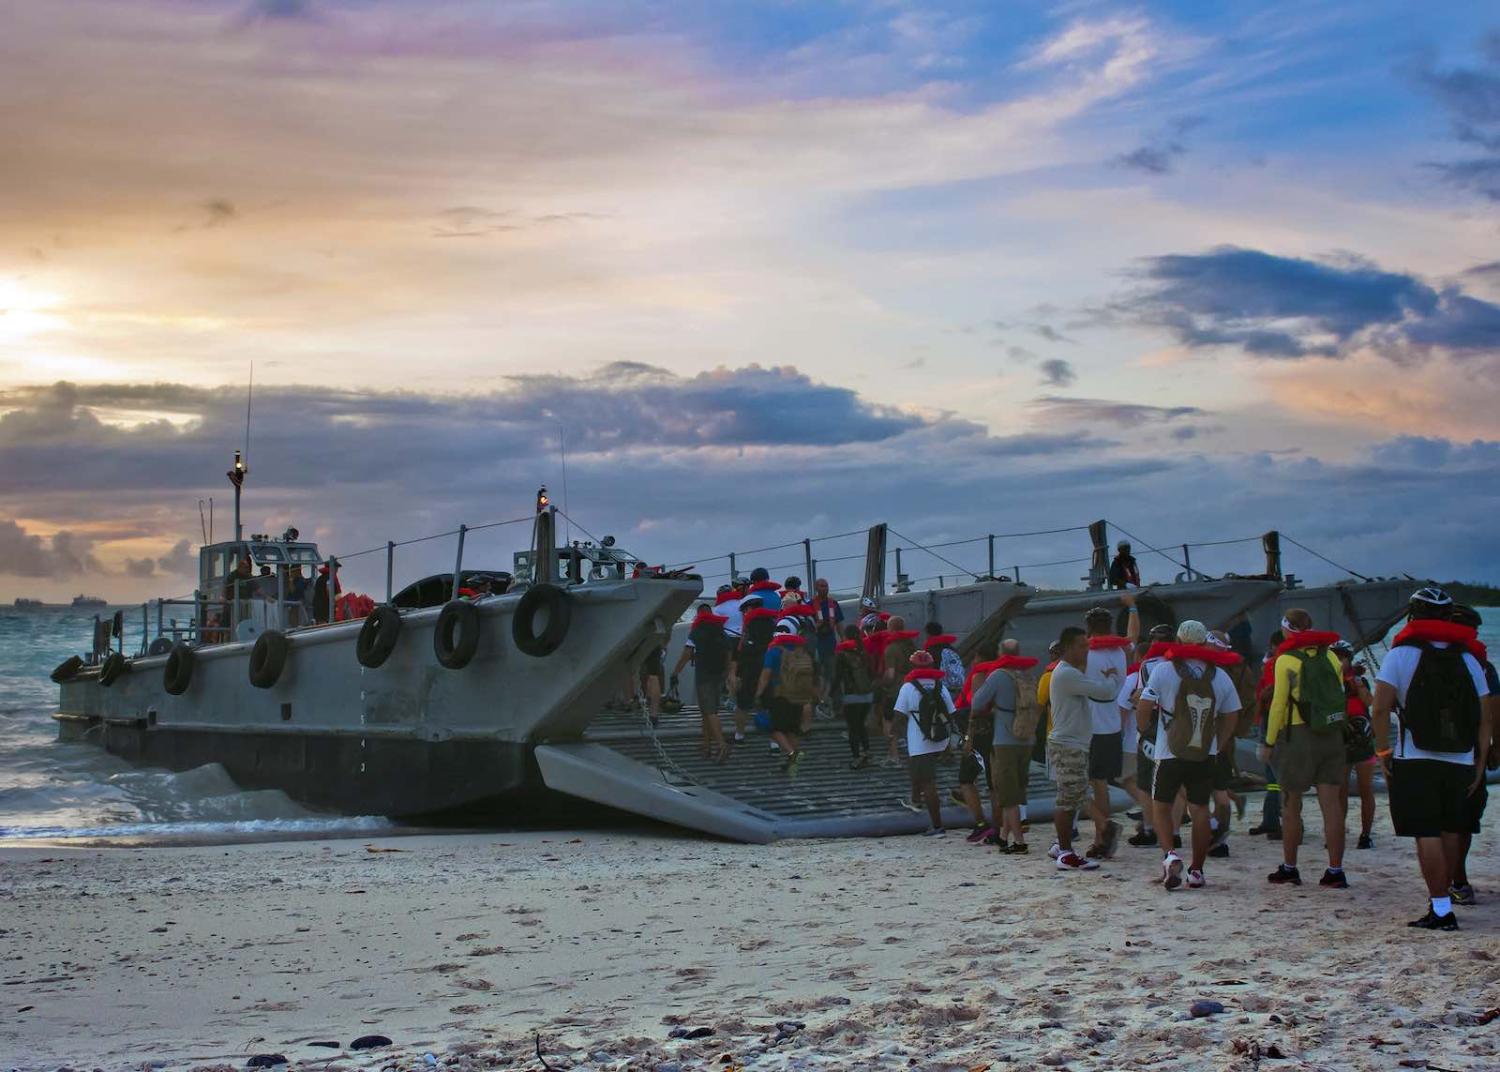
71, 594, 107, 609
13, 597, 44, 608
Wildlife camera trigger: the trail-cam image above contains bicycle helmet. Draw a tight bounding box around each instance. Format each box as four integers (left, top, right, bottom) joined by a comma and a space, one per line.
1410, 585, 1453, 610
1451, 604, 1483, 628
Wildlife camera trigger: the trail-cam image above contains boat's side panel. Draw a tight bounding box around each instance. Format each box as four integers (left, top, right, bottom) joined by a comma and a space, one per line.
95, 720, 532, 816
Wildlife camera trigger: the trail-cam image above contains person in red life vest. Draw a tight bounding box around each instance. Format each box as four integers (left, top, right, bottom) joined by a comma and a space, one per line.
810, 578, 845, 705
880, 615, 922, 774
1204, 630, 1249, 858
753, 624, 815, 775
968, 640, 1043, 852
893, 649, 958, 835
1372, 588, 1493, 930
735, 569, 784, 748
1331, 639, 1378, 851
1448, 604, 1499, 909
950, 640, 1001, 841
672, 602, 734, 762
1108, 540, 1140, 589
1259, 608, 1350, 890
833, 624, 876, 769
1134, 621, 1244, 890
861, 613, 890, 755
776, 604, 819, 734
1082, 595, 1138, 858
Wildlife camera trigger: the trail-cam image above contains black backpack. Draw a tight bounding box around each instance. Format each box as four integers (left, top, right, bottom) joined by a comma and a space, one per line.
742, 612, 776, 659
913, 682, 952, 742
1400, 642, 1481, 754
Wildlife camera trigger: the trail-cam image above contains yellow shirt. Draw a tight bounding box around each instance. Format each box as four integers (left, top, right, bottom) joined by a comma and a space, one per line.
1038, 666, 1055, 735
1265, 647, 1343, 746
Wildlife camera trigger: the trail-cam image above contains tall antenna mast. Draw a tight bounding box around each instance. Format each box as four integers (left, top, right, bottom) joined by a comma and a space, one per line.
229, 365, 252, 542
244, 361, 254, 465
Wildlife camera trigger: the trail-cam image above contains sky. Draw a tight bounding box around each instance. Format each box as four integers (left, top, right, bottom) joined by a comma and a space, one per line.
1, 0, 1498, 601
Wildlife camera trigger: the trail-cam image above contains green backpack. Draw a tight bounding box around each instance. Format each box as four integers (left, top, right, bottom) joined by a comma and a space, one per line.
1292, 648, 1346, 734
776, 646, 818, 705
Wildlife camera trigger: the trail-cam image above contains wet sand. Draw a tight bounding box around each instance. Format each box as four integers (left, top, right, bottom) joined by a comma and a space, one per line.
2, 802, 1497, 1071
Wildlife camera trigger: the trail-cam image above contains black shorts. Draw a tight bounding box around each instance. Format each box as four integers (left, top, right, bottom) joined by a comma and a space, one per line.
1213, 748, 1235, 792
770, 697, 802, 735
1089, 733, 1123, 781
1152, 757, 1215, 806
735, 653, 762, 707
1389, 758, 1473, 838
1462, 779, 1488, 835
1136, 751, 1156, 791
640, 648, 664, 682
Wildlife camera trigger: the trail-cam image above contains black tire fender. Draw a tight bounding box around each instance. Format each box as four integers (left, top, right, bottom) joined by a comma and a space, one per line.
50, 655, 84, 684
434, 600, 480, 670
248, 629, 290, 689
356, 606, 403, 669
512, 583, 571, 658
98, 651, 130, 687
163, 642, 195, 696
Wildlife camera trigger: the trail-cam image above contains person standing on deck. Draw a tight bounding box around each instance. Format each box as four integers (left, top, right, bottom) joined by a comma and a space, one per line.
810, 578, 844, 707
1084, 596, 1137, 858
1108, 541, 1140, 589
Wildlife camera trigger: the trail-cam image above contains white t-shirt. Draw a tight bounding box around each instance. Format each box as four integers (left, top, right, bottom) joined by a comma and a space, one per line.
893, 679, 956, 757
1118, 669, 1141, 754
1086, 646, 1128, 735
1376, 643, 1490, 765
720, 601, 744, 638
1140, 659, 1242, 763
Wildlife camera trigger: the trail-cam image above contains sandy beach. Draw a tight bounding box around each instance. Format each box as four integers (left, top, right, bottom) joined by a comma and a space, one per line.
2, 801, 1497, 1072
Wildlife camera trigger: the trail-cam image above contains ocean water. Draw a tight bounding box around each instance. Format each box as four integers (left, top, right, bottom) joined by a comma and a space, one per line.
0, 606, 391, 842
2, 603, 1496, 844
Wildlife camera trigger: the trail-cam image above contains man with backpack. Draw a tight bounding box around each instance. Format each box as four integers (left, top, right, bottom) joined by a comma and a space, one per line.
969, 640, 1043, 853
924, 622, 967, 695
1371, 588, 1493, 930
736, 569, 784, 750
1084, 596, 1137, 858
1136, 621, 1244, 890
834, 624, 876, 769
892, 648, 957, 835
1258, 609, 1350, 889
671, 600, 734, 763
880, 615, 921, 769
754, 623, 817, 776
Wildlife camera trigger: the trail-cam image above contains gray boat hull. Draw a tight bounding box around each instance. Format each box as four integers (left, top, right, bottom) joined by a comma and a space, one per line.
55, 577, 701, 818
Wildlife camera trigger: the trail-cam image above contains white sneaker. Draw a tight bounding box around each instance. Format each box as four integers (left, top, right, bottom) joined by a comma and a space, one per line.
1055, 851, 1099, 871
1162, 852, 1184, 891
1048, 842, 1063, 860
769, 741, 780, 753
1186, 868, 1206, 889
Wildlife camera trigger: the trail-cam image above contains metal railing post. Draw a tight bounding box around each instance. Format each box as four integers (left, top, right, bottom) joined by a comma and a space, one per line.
1014, 564, 1021, 584
385, 541, 395, 604
277, 567, 286, 630
155, 599, 164, 645
1182, 544, 1193, 578
452, 524, 467, 600
327, 556, 338, 624
987, 534, 995, 579
140, 602, 148, 655
728, 552, 737, 583
802, 538, 814, 589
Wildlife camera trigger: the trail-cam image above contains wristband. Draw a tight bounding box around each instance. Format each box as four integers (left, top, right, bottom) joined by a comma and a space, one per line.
1127, 606, 1138, 614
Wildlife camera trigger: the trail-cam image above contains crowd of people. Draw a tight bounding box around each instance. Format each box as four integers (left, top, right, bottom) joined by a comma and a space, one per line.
665, 573, 1496, 932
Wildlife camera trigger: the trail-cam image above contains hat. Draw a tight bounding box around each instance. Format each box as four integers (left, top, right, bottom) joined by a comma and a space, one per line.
740, 593, 763, 608
1206, 629, 1231, 650
716, 583, 733, 595
1047, 640, 1063, 656
1117, 540, 1131, 550
860, 613, 880, 630
909, 649, 934, 668
774, 621, 796, 636
860, 596, 877, 610
1176, 620, 1208, 645
1330, 639, 1355, 655
1148, 623, 1175, 641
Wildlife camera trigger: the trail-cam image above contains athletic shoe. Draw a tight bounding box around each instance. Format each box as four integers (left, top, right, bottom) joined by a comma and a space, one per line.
1084, 843, 1105, 859
1267, 865, 1302, 886
1357, 833, 1373, 850
898, 797, 923, 813
922, 826, 946, 838
769, 741, 781, 753
1161, 853, 1183, 891
1004, 841, 1030, 855
733, 732, 746, 744
1449, 883, 1477, 906
1056, 851, 1099, 871
1248, 823, 1279, 837
981, 830, 1001, 846
1127, 829, 1158, 848
1319, 869, 1348, 889
1407, 909, 1459, 931
1186, 868, 1206, 889
1100, 820, 1122, 859
783, 751, 802, 778
965, 825, 989, 844
1208, 843, 1230, 859
949, 788, 967, 806
1047, 842, 1063, 860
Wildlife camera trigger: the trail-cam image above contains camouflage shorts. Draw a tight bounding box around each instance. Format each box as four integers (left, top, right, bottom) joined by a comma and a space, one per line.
1050, 745, 1090, 810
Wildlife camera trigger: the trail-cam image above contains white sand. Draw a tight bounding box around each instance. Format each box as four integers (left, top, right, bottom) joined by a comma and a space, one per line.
2, 803, 1497, 1072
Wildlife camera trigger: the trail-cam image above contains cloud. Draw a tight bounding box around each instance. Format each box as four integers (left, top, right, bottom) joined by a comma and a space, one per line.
1417, 32, 1500, 200
1129, 246, 1500, 360
1031, 395, 1204, 428
1038, 358, 1076, 387
0, 520, 103, 578
1114, 115, 1204, 174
